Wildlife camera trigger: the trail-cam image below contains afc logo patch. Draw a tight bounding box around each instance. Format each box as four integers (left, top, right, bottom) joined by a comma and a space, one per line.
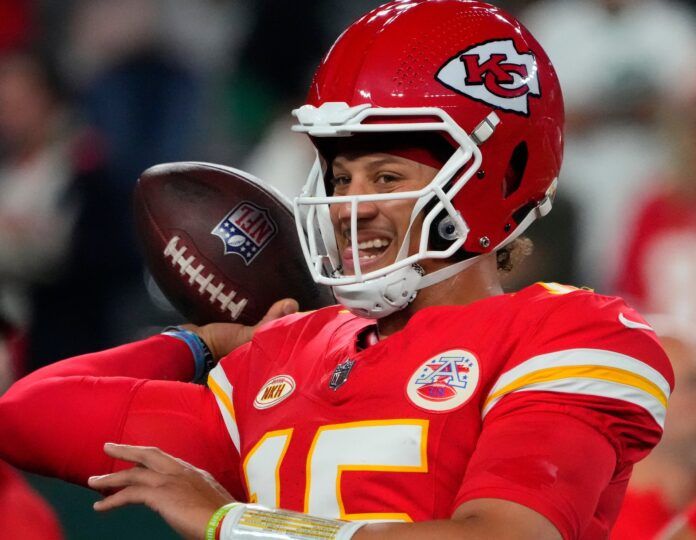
406, 349, 480, 412
436, 39, 540, 115
211, 201, 278, 265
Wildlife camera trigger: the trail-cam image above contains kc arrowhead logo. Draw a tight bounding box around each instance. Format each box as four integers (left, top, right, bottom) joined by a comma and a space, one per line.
436, 39, 540, 115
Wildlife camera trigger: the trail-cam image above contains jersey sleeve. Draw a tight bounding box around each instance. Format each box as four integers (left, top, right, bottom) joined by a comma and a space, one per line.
207, 339, 265, 460
454, 288, 673, 539
207, 346, 249, 457
0, 375, 242, 497
6, 335, 196, 395
455, 407, 619, 539
0, 337, 243, 498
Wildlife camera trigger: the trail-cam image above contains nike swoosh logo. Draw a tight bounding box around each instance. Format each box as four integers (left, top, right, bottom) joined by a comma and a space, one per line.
618, 313, 654, 331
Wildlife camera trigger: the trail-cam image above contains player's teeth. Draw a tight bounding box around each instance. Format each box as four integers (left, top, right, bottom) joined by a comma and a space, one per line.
357, 238, 390, 249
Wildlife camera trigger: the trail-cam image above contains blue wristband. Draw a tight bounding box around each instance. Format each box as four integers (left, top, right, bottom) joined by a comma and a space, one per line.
162, 326, 213, 383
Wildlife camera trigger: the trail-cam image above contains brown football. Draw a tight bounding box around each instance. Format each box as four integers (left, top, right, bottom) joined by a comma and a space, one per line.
133, 161, 334, 326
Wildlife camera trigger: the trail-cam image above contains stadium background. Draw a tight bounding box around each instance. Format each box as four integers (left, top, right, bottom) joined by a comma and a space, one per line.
1, 0, 695, 538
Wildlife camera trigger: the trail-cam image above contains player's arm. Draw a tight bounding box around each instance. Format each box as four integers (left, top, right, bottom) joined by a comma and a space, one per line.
0, 373, 244, 493
356, 501, 560, 539
5, 336, 197, 394
0, 298, 294, 480
0, 333, 225, 479
4, 298, 296, 395
0, 361, 248, 500
0, 303, 296, 490
89, 442, 562, 540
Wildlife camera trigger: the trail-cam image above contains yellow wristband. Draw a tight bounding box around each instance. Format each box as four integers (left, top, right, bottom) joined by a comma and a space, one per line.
219, 503, 366, 539
206, 503, 239, 540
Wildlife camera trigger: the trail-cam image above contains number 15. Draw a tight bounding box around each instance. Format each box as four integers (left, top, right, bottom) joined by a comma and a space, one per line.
243, 419, 429, 522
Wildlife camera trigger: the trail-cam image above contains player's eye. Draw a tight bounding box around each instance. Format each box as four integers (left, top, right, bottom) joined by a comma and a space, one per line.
328, 175, 351, 194
375, 173, 400, 184
330, 175, 350, 185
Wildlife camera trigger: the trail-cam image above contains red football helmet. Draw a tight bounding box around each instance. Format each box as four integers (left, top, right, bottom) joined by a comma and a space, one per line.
292, 0, 564, 318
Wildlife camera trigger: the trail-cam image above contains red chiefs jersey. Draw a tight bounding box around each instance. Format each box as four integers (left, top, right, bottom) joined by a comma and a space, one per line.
0, 283, 672, 540
207, 283, 672, 539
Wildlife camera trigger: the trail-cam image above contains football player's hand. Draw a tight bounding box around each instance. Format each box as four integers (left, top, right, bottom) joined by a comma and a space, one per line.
181, 297, 298, 360
88, 443, 233, 540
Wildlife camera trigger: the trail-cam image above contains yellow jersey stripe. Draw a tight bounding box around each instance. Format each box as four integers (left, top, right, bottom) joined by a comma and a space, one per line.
484, 364, 668, 410
482, 379, 667, 427
482, 348, 670, 428
208, 365, 241, 452
487, 349, 671, 401
208, 375, 237, 421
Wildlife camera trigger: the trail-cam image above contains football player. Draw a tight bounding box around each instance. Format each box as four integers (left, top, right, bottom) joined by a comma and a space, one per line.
0, 2, 672, 539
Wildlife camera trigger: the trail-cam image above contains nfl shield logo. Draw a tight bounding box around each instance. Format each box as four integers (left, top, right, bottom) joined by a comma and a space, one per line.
329, 359, 355, 391
211, 201, 278, 265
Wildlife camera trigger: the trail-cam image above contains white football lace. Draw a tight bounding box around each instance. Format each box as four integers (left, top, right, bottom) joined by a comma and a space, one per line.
163, 236, 248, 320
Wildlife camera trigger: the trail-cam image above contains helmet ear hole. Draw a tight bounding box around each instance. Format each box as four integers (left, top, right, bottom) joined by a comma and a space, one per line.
502, 142, 528, 199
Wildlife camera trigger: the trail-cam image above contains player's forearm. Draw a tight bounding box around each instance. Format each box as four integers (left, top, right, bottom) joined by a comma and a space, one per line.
5, 335, 195, 396
0, 375, 142, 483
351, 507, 561, 540
0, 374, 232, 488
0, 337, 197, 480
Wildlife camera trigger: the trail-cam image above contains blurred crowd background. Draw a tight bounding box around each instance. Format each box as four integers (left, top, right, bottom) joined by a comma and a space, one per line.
1, 0, 696, 538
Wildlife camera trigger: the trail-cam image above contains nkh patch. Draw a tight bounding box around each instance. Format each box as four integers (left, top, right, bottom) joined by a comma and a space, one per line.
436, 39, 540, 115
211, 201, 278, 265
254, 375, 296, 410
406, 350, 480, 412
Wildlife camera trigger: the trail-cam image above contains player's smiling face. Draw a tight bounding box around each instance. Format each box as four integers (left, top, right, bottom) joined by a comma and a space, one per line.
328, 152, 439, 276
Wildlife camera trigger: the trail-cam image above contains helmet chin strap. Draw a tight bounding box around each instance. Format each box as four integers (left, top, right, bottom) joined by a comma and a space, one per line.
332, 255, 480, 319
332, 263, 422, 319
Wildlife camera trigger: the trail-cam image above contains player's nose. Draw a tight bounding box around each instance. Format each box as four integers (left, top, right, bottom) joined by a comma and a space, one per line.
335, 197, 379, 224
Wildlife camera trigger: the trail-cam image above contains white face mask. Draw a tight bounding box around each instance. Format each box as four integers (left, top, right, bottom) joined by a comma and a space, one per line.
291, 102, 502, 318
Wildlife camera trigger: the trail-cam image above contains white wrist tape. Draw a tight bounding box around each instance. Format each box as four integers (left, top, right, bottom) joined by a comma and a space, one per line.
219, 503, 366, 540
